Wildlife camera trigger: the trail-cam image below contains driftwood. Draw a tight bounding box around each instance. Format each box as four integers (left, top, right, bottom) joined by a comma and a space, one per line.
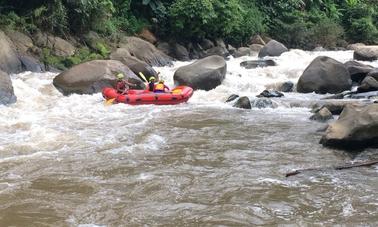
285, 160, 378, 177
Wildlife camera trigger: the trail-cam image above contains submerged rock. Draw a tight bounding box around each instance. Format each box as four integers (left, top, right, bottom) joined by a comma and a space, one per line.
53, 60, 145, 95
310, 107, 334, 122
174, 55, 226, 91
226, 94, 239, 103
320, 104, 378, 149
233, 96, 251, 109
0, 70, 17, 105
257, 90, 284, 98
297, 56, 352, 94
240, 60, 276, 69
251, 98, 278, 109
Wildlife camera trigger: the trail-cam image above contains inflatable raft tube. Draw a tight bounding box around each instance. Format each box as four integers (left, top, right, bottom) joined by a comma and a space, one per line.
102, 86, 193, 105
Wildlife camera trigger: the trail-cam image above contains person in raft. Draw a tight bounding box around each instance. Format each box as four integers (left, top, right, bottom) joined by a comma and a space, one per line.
154, 79, 170, 93
115, 73, 136, 95
148, 76, 156, 92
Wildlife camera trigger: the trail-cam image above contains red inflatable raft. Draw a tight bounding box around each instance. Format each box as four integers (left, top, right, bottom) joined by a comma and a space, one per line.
102, 86, 193, 105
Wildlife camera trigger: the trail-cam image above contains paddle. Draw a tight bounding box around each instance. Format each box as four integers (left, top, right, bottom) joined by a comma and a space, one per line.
138, 72, 148, 83
104, 98, 115, 106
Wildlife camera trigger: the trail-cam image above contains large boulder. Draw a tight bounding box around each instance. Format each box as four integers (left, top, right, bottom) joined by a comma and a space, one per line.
172, 43, 190, 61
53, 60, 145, 95
344, 61, 374, 83
110, 48, 159, 81
258, 40, 288, 58
138, 28, 157, 44
320, 104, 378, 149
5, 30, 34, 54
119, 36, 173, 67
297, 56, 352, 94
353, 46, 378, 61
0, 70, 17, 105
0, 30, 22, 74
173, 55, 226, 91
33, 32, 75, 57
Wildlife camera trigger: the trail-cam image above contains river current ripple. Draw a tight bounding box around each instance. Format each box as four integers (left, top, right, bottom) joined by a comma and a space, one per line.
0, 50, 377, 226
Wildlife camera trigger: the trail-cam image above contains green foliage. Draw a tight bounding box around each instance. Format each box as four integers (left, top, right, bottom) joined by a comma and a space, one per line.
0, 0, 377, 50
94, 43, 111, 58
309, 18, 345, 48
169, 0, 216, 39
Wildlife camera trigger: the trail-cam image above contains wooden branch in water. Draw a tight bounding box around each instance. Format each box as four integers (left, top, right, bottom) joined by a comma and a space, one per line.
285, 160, 378, 177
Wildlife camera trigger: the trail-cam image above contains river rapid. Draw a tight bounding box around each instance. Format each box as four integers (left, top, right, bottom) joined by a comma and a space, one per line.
1, 50, 378, 226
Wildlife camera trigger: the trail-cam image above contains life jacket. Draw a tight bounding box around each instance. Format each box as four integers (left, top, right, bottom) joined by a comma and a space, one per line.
154, 83, 165, 91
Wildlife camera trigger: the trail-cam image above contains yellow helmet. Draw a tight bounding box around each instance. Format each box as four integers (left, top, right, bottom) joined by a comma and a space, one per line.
149, 76, 156, 82
159, 79, 164, 83
116, 73, 124, 79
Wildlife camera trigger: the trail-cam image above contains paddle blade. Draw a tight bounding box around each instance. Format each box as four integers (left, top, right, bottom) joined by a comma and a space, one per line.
138, 72, 148, 83
104, 98, 115, 106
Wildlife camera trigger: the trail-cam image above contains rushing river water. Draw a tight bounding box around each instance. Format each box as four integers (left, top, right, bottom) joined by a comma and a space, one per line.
1, 50, 378, 226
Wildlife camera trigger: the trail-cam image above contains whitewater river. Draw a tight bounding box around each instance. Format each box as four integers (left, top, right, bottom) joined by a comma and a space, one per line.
1, 50, 378, 226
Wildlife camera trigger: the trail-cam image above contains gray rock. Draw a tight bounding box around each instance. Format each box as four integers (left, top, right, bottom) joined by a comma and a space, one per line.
156, 42, 172, 56
367, 68, 378, 81
226, 94, 239, 103
310, 107, 334, 122
227, 44, 236, 56
0, 70, 17, 105
119, 36, 173, 67
279, 81, 294, 92
204, 46, 229, 58
19, 55, 44, 72
344, 61, 374, 83
233, 96, 251, 109
347, 43, 365, 50
248, 35, 265, 45
249, 44, 264, 52
5, 30, 34, 54
240, 60, 276, 69
172, 43, 190, 61
110, 48, 159, 81
320, 104, 378, 149
353, 46, 378, 61
357, 76, 378, 93
297, 56, 352, 94
200, 39, 214, 50
53, 60, 145, 95
258, 40, 288, 58
257, 90, 284, 98
0, 30, 22, 74
251, 98, 278, 109
233, 47, 252, 58
173, 55, 226, 91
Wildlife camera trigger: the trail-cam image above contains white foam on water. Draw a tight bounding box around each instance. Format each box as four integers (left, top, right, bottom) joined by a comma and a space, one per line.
2, 50, 376, 162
